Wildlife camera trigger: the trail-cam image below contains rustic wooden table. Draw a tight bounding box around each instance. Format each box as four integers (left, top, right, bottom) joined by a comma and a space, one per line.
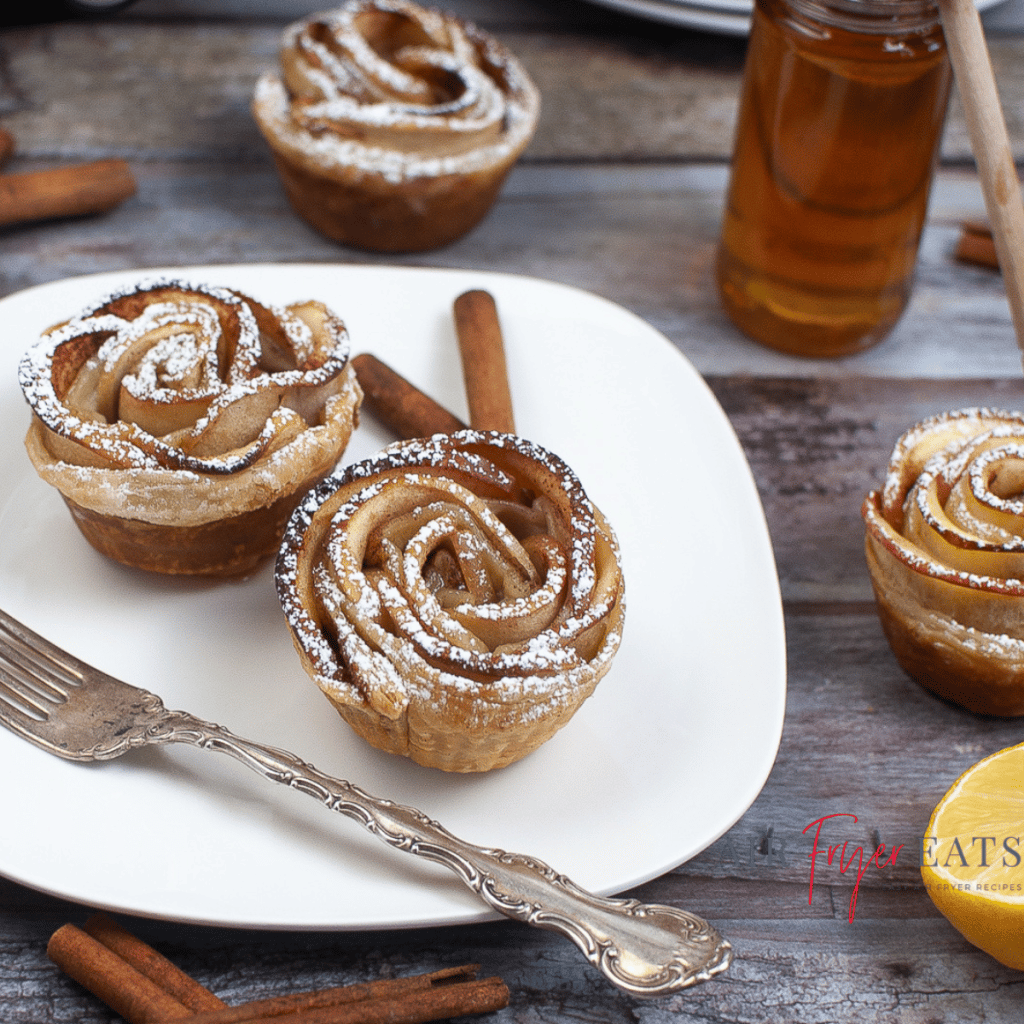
3, 0, 1024, 1020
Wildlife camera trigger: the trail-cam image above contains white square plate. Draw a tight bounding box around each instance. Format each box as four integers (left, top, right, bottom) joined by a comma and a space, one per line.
0, 264, 785, 930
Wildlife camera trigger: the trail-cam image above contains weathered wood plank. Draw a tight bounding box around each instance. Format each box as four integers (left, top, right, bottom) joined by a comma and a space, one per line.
0, 21, 1022, 164
0, 163, 1019, 379
708, 376, 1024, 601
0, 868, 1017, 1023
0, 22, 746, 161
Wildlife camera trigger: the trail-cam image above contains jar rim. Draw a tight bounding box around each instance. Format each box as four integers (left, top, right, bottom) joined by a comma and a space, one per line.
777, 0, 942, 32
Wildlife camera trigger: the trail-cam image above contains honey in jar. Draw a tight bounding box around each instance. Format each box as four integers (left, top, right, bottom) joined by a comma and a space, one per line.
717, 0, 952, 358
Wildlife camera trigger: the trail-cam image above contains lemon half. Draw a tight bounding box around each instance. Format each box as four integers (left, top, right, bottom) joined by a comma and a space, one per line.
921, 742, 1024, 970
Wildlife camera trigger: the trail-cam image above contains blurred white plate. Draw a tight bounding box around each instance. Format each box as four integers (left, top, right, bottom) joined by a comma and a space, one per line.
590, 0, 750, 33
0, 264, 785, 930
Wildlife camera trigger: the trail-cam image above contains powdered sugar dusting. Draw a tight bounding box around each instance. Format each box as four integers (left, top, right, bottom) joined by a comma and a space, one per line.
252, 0, 540, 184
19, 278, 353, 477
275, 428, 625, 769
18, 279, 362, 535
870, 409, 1024, 579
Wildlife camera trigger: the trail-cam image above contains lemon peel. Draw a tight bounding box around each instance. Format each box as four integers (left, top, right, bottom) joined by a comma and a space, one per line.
921, 742, 1024, 970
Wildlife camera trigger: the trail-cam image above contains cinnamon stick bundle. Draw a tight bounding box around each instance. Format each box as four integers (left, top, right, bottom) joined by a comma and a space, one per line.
352, 288, 518, 442
49, 915, 509, 1024
82, 913, 227, 1013
48, 920, 212, 1023
0, 158, 136, 227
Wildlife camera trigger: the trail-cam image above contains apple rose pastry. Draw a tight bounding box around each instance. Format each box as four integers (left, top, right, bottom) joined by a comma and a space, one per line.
276, 429, 625, 772
251, 0, 540, 252
18, 280, 362, 577
863, 408, 1024, 716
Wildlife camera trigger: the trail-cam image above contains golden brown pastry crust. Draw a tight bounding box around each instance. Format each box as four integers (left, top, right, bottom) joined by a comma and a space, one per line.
276, 429, 625, 772
19, 280, 362, 576
863, 408, 1024, 716
251, 0, 540, 252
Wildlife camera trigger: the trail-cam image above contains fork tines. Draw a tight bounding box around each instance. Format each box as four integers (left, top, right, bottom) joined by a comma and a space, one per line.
0, 609, 82, 720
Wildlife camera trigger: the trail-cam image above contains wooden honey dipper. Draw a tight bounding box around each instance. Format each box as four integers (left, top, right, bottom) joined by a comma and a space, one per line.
938, 0, 1024, 361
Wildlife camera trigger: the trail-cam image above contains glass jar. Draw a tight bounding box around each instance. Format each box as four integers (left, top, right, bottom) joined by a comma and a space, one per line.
716, 0, 952, 358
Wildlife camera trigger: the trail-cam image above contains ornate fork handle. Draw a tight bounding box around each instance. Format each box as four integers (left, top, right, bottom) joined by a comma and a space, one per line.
142, 705, 731, 997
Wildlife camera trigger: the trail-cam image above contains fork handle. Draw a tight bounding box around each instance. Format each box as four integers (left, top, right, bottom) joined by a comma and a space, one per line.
159, 710, 731, 997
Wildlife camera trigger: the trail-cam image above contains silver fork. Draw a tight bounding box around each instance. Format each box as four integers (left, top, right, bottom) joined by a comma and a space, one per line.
0, 607, 731, 997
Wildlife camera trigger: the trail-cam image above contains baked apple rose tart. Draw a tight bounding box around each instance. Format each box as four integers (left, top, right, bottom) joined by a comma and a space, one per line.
251, 0, 540, 252
18, 280, 361, 577
863, 408, 1024, 716
276, 429, 625, 772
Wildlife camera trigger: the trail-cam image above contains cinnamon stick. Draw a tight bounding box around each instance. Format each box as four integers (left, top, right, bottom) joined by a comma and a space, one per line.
352, 352, 466, 439
0, 158, 136, 227
0, 129, 14, 169
453, 289, 516, 434
47, 923, 195, 1024
152, 965, 509, 1024
83, 913, 227, 1013
955, 218, 999, 269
